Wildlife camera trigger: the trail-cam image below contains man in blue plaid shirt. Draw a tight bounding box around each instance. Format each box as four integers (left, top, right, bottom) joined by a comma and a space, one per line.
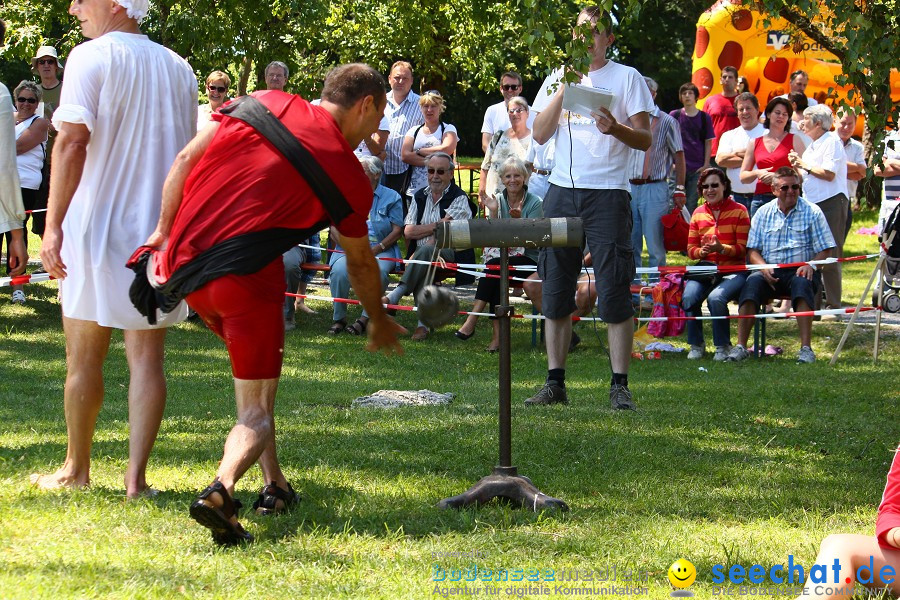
727, 166, 835, 364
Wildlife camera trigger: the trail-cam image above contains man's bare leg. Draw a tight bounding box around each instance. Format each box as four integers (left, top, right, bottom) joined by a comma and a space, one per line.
218, 378, 279, 490
294, 281, 316, 314
608, 320, 632, 374
735, 301, 755, 347
522, 274, 542, 314
794, 534, 900, 599
546, 316, 572, 370
257, 436, 290, 493
795, 299, 813, 347
31, 317, 112, 489
204, 378, 280, 516
123, 328, 168, 498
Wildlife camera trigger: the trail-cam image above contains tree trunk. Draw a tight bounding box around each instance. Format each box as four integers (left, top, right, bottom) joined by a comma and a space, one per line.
237, 56, 253, 97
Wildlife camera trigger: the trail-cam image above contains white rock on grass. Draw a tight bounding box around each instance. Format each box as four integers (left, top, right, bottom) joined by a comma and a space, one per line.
352, 390, 454, 409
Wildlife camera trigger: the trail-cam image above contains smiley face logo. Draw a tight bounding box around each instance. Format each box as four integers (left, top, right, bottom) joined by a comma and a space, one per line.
668, 559, 697, 588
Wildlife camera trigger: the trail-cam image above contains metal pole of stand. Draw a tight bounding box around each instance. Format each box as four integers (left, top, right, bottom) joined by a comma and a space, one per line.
497, 251, 512, 469
435, 218, 574, 511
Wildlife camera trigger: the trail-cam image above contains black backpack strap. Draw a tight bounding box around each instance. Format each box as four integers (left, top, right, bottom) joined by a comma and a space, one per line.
220, 95, 353, 225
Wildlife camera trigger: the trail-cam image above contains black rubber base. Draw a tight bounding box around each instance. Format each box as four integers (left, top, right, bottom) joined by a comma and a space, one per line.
437, 468, 568, 512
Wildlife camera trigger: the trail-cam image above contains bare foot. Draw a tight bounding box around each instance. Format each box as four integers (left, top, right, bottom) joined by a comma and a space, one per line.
126, 486, 160, 500
30, 470, 89, 490
295, 301, 316, 314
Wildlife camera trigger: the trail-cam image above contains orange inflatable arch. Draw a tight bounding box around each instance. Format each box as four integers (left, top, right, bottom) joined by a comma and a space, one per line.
691, 0, 900, 136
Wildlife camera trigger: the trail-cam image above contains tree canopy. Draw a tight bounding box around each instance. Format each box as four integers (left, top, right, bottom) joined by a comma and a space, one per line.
1, 0, 895, 161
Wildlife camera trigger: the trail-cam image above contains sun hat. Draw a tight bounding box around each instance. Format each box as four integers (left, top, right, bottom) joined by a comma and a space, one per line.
31, 46, 64, 73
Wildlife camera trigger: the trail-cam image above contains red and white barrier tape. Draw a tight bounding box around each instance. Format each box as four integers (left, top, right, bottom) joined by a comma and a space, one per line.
0, 271, 54, 287
298, 243, 879, 278
289, 292, 879, 323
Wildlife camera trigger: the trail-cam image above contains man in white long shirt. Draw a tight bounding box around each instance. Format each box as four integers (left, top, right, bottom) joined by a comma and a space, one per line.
33, 0, 197, 498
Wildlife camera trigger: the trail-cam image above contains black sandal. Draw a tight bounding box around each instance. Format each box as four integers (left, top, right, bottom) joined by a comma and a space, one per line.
327, 320, 346, 335
345, 318, 367, 336
189, 480, 254, 545
252, 481, 300, 516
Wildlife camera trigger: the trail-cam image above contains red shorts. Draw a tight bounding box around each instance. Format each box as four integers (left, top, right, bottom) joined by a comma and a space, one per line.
186, 260, 285, 380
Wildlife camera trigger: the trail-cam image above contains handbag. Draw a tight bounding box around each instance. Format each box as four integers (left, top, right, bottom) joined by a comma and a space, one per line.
661, 206, 690, 252
683, 260, 720, 286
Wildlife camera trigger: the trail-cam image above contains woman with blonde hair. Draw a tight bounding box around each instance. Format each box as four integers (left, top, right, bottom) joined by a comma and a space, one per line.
400, 90, 458, 201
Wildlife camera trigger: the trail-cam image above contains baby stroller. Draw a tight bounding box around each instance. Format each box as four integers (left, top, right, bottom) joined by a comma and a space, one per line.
875, 203, 900, 313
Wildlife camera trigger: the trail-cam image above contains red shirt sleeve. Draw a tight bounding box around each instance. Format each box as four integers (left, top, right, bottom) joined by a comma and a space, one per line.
876, 448, 900, 549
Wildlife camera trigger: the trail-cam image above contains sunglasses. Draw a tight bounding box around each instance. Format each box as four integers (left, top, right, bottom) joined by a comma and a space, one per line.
508, 107, 527, 114
501, 84, 521, 91
423, 89, 442, 98
16, 97, 38, 104
207, 85, 227, 93
700, 183, 720, 189
778, 184, 801, 191
37, 58, 57, 66
426, 168, 449, 175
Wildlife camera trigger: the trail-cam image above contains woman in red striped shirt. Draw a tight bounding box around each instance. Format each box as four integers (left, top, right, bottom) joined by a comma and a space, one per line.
682, 167, 751, 361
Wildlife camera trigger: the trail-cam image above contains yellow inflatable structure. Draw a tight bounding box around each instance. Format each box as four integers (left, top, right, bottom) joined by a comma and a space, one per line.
691, 0, 899, 135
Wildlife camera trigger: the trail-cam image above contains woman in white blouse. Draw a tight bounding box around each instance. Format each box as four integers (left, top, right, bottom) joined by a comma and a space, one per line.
9, 81, 49, 304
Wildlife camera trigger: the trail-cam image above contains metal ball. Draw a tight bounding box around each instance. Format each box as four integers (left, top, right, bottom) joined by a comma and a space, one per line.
416, 285, 459, 329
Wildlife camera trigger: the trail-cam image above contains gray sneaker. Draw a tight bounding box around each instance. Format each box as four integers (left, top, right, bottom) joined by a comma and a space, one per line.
797, 346, 816, 364
609, 384, 635, 410
687, 345, 704, 360
726, 344, 749, 362
713, 345, 732, 362
524, 381, 568, 405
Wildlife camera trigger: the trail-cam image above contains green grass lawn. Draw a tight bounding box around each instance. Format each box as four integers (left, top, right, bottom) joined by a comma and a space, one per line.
0, 211, 897, 599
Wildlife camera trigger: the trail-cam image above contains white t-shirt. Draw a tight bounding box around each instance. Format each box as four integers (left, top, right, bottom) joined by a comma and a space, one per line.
778, 93, 818, 107
801, 130, 847, 203
0, 82, 25, 234
404, 122, 458, 196
791, 119, 812, 149
526, 139, 556, 200
481, 101, 535, 135
716, 123, 765, 194
355, 114, 390, 157
53, 32, 196, 329
14, 115, 46, 190
532, 62, 653, 190
841, 137, 865, 198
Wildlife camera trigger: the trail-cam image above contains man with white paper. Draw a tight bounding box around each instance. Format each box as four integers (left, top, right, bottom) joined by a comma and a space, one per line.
526, 5, 652, 411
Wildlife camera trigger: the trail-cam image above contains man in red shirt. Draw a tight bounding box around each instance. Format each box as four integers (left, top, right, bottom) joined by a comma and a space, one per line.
145, 63, 405, 545
703, 66, 740, 160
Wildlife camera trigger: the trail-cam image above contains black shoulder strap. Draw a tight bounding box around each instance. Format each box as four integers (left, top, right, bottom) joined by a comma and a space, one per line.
220, 95, 353, 225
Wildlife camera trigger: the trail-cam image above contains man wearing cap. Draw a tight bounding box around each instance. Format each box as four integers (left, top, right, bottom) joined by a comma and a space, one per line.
33, 0, 197, 498
1, 19, 27, 277
32, 46, 64, 124
30, 45, 64, 239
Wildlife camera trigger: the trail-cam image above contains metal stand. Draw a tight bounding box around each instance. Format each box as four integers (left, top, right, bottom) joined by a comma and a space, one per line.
438, 252, 568, 511
830, 230, 895, 365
